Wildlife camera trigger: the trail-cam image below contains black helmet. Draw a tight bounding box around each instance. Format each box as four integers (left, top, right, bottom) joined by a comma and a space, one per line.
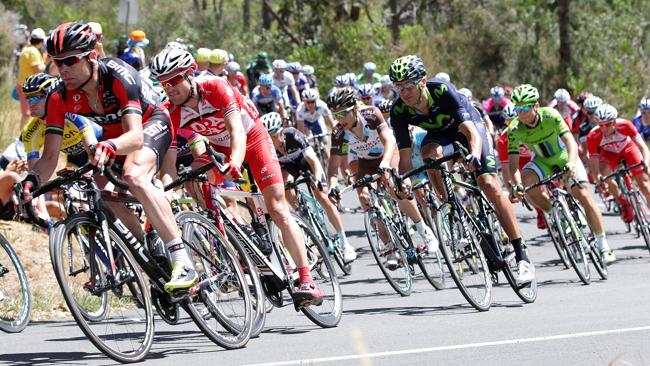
326, 88, 357, 111
47, 22, 97, 56
22, 73, 61, 97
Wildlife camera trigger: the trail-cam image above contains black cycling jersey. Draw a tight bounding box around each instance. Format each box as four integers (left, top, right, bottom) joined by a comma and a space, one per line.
276, 127, 311, 165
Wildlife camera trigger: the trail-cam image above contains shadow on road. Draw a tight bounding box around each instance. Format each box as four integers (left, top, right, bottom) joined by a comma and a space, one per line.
0, 352, 106, 365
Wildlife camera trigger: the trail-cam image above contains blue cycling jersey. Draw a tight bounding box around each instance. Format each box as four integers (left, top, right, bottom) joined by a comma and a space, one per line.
251, 85, 283, 106
632, 115, 650, 141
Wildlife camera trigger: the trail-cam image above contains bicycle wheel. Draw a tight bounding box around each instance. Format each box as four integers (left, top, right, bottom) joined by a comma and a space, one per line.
572, 203, 608, 280
176, 211, 252, 349
485, 209, 538, 303
546, 219, 571, 269
364, 208, 413, 296
222, 223, 267, 338
414, 197, 446, 290
50, 213, 153, 363
0, 235, 31, 333
304, 205, 351, 276
552, 200, 591, 285
271, 213, 343, 327
435, 203, 491, 311
630, 192, 650, 254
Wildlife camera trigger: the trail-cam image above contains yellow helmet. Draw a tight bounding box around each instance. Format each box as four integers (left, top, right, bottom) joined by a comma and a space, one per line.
196, 48, 211, 63
209, 49, 228, 64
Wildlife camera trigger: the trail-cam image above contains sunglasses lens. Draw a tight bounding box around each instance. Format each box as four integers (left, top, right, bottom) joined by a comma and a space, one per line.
27, 95, 43, 105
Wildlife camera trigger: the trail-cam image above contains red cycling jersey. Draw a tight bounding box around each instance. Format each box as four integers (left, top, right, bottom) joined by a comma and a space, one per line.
167, 77, 282, 189
586, 119, 646, 176
497, 129, 532, 168
45, 58, 163, 140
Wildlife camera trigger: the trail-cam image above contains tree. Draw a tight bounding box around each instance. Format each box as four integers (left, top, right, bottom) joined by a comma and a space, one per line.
558, 0, 571, 87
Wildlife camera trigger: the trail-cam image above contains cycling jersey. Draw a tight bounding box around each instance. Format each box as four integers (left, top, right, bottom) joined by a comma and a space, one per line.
586, 119, 645, 176
45, 57, 162, 141
482, 97, 511, 130
508, 107, 574, 177
575, 115, 596, 143
251, 85, 284, 113
275, 127, 312, 164
296, 100, 331, 135
272, 70, 295, 107
632, 115, 650, 142
331, 107, 388, 161
390, 79, 496, 175
497, 129, 532, 167
22, 114, 102, 160
547, 99, 580, 122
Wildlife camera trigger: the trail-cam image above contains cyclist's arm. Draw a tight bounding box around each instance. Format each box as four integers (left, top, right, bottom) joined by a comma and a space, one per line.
277, 99, 287, 120
113, 114, 145, 154
30, 133, 63, 184
324, 114, 335, 132
508, 154, 521, 186
458, 121, 482, 158
378, 125, 396, 169
304, 148, 325, 182
632, 134, 650, 167
225, 111, 246, 168
296, 118, 307, 134
560, 130, 578, 168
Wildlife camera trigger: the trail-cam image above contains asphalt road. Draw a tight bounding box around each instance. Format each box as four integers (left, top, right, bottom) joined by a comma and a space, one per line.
2, 191, 650, 366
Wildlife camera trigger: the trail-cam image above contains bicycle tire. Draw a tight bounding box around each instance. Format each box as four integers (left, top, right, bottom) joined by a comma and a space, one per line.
176, 211, 253, 349
546, 220, 571, 269
415, 198, 446, 290
484, 208, 537, 303
222, 223, 267, 338
50, 213, 154, 363
364, 208, 413, 296
571, 201, 608, 280
270, 213, 343, 327
0, 234, 31, 333
553, 200, 591, 285
434, 203, 491, 311
302, 202, 352, 276
630, 191, 650, 254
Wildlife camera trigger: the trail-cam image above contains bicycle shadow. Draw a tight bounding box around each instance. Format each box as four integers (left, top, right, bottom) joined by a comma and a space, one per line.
0, 351, 107, 365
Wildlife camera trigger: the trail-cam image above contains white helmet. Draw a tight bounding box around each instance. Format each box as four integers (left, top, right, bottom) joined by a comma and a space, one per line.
345, 72, 358, 86
594, 103, 618, 122
458, 88, 472, 99
226, 61, 240, 73
554, 88, 571, 103
434, 72, 450, 82
490, 86, 505, 98
502, 103, 517, 120
358, 83, 374, 97
272, 59, 286, 70
149, 48, 195, 80
164, 41, 187, 51
379, 75, 391, 86
363, 62, 376, 72
261, 112, 283, 134
301, 88, 318, 101
302, 65, 314, 76
583, 96, 603, 113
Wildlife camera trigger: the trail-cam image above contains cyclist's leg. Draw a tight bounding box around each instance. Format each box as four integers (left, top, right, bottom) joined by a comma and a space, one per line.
632, 169, 650, 208
522, 161, 552, 212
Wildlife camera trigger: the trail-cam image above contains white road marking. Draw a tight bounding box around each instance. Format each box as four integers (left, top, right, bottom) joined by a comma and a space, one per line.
245, 325, 650, 366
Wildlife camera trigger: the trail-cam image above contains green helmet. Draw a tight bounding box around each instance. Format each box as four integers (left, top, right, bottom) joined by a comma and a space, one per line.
511, 84, 539, 104
257, 51, 268, 59
389, 55, 426, 82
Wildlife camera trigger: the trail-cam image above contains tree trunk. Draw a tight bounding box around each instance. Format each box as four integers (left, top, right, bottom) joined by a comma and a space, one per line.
350, 1, 361, 21
262, 0, 273, 30
558, 0, 571, 86
389, 0, 400, 45
192, 0, 200, 14
216, 0, 225, 30
243, 0, 250, 33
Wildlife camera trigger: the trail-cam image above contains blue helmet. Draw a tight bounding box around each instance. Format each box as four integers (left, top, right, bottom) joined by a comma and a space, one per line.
286, 62, 302, 73
358, 83, 374, 97
490, 86, 505, 98
259, 73, 273, 86
639, 97, 650, 110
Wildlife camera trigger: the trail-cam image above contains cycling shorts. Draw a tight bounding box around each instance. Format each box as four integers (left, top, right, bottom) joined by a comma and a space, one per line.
211, 122, 283, 191
113, 108, 172, 173
601, 146, 645, 177
355, 148, 399, 181
303, 119, 324, 135
523, 157, 589, 183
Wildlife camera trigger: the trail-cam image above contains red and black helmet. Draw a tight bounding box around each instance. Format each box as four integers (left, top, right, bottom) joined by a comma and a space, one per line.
47, 22, 96, 57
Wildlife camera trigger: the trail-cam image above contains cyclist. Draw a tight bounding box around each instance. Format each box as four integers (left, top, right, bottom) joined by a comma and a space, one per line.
483, 85, 511, 132
194, 47, 211, 74
302, 65, 317, 89
287, 62, 309, 96
375, 75, 397, 105
357, 62, 381, 85
149, 47, 324, 306
262, 112, 357, 263
251, 74, 287, 118
433, 72, 450, 83
327, 88, 439, 265
296, 89, 335, 136
206, 49, 228, 77
587, 104, 650, 223
246, 51, 272, 89
508, 84, 616, 264
575, 95, 603, 181
225, 61, 249, 97
548, 88, 580, 123
327, 75, 349, 98
388, 55, 534, 284
24, 21, 198, 292
272, 59, 301, 110
358, 83, 376, 106
632, 97, 650, 143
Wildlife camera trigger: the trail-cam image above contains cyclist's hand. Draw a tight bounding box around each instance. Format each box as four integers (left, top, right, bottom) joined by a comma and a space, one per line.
567, 162, 577, 179
220, 163, 243, 182
6, 159, 28, 174
510, 183, 524, 202
18, 173, 39, 205
464, 154, 480, 173
328, 186, 341, 205
378, 165, 391, 187
90, 141, 117, 170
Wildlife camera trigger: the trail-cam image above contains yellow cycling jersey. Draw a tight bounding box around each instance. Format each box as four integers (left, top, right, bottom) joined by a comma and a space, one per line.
21, 114, 102, 160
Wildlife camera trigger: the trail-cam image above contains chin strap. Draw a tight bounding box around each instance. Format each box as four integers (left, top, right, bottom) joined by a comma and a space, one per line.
180, 76, 196, 106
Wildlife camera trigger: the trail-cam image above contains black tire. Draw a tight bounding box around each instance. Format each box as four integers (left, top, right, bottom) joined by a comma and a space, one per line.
546, 220, 571, 269
270, 213, 342, 328
176, 211, 253, 349
364, 208, 413, 296
571, 202, 608, 280
434, 203, 491, 311
630, 192, 650, 254
553, 200, 591, 285
50, 213, 153, 363
416, 197, 446, 290
302, 203, 352, 276
0, 235, 31, 333
222, 224, 267, 338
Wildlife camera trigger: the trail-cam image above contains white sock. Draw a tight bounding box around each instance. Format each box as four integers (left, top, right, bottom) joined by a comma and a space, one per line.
595, 234, 610, 252
166, 238, 192, 266
338, 231, 349, 248
414, 220, 428, 235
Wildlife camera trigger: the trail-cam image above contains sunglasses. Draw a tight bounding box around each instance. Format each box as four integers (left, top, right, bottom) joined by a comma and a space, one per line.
26, 94, 44, 105
333, 106, 354, 119
392, 79, 419, 93
304, 100, 315, 104
599, 120, 616, 127
160, 74, 186, 92
52, 51, 91, 67
641, 110, 650, 114
586, 109, 596, 115
514, 104, 535, 113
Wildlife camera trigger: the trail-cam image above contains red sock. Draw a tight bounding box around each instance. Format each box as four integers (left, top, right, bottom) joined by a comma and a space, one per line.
298, 267, 313, 284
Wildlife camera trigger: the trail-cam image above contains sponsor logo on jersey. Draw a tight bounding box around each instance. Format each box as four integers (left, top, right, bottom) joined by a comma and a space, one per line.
106, 59, 136, 85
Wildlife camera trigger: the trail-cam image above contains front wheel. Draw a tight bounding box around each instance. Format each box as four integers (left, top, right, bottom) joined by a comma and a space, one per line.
553, 201, 591, 285
0, 235, 31, 333
630, 191, 650, 254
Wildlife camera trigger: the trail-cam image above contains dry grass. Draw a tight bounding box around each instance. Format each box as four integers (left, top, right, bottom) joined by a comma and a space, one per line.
0, 87, 22, 149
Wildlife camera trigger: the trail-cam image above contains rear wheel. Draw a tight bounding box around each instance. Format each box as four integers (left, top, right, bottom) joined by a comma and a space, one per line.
364, 208, 412, 296
630, 192, 650, 254
0, 235, 31, 333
